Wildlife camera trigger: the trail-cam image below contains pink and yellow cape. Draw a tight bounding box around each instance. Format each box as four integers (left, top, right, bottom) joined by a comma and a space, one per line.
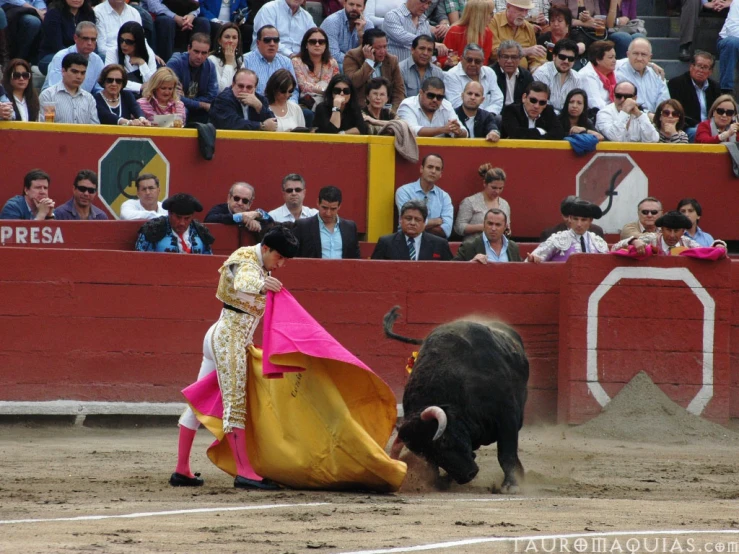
182, 289, 407, 492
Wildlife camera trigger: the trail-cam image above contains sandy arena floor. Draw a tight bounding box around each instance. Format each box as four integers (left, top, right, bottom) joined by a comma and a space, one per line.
2, 376, 739, 554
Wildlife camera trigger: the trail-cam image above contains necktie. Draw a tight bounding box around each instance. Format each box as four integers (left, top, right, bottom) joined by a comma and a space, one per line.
408, 237, 416, 260
580, 235, 587, 253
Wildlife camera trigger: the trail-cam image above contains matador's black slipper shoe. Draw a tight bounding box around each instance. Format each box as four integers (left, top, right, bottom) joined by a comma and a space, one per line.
169, 472, 204, 487
234, 475, 281, 490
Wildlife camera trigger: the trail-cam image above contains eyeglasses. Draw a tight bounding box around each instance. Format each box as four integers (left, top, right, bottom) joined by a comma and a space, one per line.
692, 63, 712, 71
425, 91, 444, 101
307, 38, 326, 45
75, 184, 97, 194
500, 54, 520, 61
661, 109, 678, 117
11, 71, 31, 80
463, 57, 483, 65
261, 36, 280, 44
231, 195, 252, 204
614, 92, 635, 100
333, 87, 351, 95
715, 107, 736, 116
640, 209, 660, 216
78, 35, 97, 42
557, 53, 576, 62
105, 77, 124, 84
284, 187, 304, 193
528, 97, 548, 106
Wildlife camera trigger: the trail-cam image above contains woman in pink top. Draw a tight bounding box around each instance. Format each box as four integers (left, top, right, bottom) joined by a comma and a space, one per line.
291, 28, 339, 109
137, 67, 187, 126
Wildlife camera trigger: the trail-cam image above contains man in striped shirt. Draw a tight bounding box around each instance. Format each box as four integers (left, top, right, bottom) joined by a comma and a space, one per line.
384, 0, 448, 63
39, 53, 99, 124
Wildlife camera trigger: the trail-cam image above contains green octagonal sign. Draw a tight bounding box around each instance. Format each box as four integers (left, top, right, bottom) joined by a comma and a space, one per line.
97, 138, 170, 219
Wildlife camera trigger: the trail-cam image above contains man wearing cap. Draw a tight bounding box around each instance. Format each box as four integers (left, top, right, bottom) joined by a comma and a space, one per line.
527, 199, 608, 262
134, 193, 214, 254
490, 0, 547, 72
171, 225, 300, 490
612, 211, 727, 255
540, 195, 605, 241
453, 208, 521, 263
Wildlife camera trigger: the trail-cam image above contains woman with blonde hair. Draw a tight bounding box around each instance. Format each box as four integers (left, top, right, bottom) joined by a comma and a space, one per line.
454, 163, 511, 238
137, 67, 187, 125
695, 94, 739, 144
441, 0, 495, 67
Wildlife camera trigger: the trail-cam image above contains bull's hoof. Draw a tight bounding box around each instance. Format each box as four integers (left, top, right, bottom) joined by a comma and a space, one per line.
499, 481, 520, 494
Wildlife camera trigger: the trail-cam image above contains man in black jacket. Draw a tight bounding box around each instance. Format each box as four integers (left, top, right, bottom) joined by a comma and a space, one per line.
454, 81, 501, 141
453, 209, 521, 263
292, 186, 361, 259
371, 200, 453, 261
492, 39, 533, 108
209, 69, 278, 131
204, 182, 269, 232
667, 51, 720, 141
501, 81, 564, 139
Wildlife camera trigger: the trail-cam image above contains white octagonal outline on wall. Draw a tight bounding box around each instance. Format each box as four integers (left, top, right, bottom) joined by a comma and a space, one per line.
586, 266, 714, 415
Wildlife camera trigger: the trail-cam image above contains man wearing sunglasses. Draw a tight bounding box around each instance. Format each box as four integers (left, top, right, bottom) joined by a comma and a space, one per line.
531, 39, 580, 114
268, 173, 319, 223
205, 182, 271, 232
500, 80, 563, 139
595, 80, 659, 143
620, 196, 663, 240
321, 0, 374, 69
614, 38, 669, 115
244, 25, 300, 104
54, 170, 109, 221
612, 211, 726, 255
42, 22, 104, 95
209, 68, 279, 130
444, 43, 504, 116
397, 77, 467, 137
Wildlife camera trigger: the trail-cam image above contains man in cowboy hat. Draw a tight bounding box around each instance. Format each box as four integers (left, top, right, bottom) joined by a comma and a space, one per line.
527, 199, 608, 262
171, 225, 300, 489
490, 0, 547, 72
612, 211, 727, 255
134, 193, 214, 254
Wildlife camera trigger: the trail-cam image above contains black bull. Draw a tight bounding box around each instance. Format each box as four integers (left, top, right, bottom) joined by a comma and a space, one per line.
384, 307, 530, 493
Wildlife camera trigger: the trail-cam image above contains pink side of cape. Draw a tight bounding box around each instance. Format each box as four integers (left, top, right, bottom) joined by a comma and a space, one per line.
679, 247, 728, 260
609, 245, 654, 260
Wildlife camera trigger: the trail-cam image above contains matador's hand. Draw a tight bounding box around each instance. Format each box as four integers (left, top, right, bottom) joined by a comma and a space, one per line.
263, 275, 283, 293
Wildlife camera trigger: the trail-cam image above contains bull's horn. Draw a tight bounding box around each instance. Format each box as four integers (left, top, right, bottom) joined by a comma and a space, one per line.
420, 406, 448, 441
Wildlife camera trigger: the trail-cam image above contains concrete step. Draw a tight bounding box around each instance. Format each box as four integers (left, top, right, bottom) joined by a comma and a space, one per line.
642, 16, 673, 37
637, 0, 656, 16
650, 36, 681, 58
654, 58, 690, 80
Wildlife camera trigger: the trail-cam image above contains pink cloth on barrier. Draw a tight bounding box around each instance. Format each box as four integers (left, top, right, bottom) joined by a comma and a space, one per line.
609, 245, 655, 260
679, 247, 728, 260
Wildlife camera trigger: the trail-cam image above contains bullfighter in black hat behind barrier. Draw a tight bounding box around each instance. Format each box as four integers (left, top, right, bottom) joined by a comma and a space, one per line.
134, 193, 214, 254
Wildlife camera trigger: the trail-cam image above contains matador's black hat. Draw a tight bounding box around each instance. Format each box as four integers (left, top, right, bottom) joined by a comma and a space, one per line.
162, 193, 203, 215
263, 225, 299, 258
569, 199, 603, 220
655, 211, 692, 230
560, 195, 577, 216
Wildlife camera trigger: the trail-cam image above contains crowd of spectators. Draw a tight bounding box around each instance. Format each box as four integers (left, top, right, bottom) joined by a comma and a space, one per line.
0, 164, 726, 260
0, 0, 733, 143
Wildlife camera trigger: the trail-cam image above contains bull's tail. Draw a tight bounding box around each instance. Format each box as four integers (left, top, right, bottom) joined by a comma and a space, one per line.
383, 306, 423, 345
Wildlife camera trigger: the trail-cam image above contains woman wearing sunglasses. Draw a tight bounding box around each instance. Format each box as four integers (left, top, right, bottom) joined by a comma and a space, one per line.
653, 99, 688, 143
105, 22, 157, 95
314, 74, 368, 134
265, 69, 305, 131
1, 58, 40, 121
292, 27, 339, 109
95, 64, 150, 126
695, 94, 739, 144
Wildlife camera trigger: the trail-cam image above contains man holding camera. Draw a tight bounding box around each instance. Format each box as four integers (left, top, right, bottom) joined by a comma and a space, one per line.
595, 80, 659, 143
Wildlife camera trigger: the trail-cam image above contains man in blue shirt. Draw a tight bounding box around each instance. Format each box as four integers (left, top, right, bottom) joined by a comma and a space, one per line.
320, 0, 374, 70
42, 22, 104, 94
54, 170, 109, 220
0, 169, 55, 220
677, 197, 716, 247
292, 185, 360, 259
395, 153, 454, 238
244, 25, 300, 103
166, 33, 219, 124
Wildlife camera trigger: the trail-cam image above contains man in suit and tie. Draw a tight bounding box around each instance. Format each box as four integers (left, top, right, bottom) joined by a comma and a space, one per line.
292, 186, 361, 259
667, 51, 721, 142
371, 200, 453, 261
454, 209, 521, 263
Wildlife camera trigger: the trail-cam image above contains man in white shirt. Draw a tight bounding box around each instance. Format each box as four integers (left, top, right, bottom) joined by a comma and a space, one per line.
94, 0, 142, 55
120, 174, 168, 220
614, 38, 669, 114
268, 174, 318, 223
397, 77, 467, 137
532, 38, 580, 113
443, 43, 503, 115
251, 0, 314, 56
595, 80, 659, 143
